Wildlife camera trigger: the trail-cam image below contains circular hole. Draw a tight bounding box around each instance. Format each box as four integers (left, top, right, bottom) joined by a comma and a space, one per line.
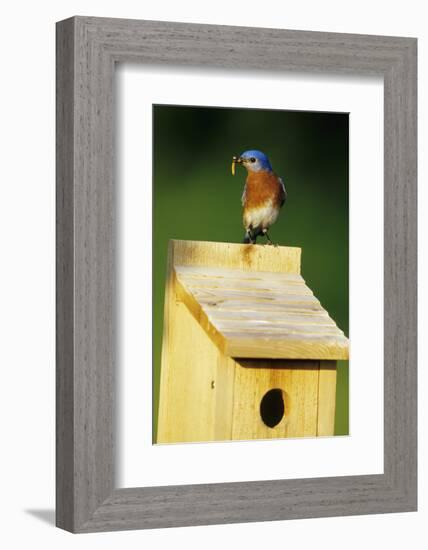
260, 389, 285, 428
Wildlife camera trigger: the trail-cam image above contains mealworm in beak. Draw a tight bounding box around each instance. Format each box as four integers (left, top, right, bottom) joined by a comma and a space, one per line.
231, 157, 237, 176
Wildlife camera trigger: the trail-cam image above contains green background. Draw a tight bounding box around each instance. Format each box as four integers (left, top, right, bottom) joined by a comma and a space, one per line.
153, 105, 349, 440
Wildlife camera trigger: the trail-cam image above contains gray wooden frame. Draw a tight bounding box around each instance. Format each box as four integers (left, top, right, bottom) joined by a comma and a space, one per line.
56, 16, 417, 533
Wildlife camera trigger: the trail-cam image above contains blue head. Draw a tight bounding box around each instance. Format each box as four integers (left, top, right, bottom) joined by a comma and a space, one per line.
236, 150, 273, 173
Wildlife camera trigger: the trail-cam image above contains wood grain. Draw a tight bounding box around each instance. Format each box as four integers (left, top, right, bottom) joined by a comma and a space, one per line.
174, 242, 349, 360
158, 302, 219, 443
56, 16, 417, 532
231, 360, 320, 439
56, 18, 75, 532
317, 361, 337, 436
158, 241, 337, 443
172, 239, 301, 274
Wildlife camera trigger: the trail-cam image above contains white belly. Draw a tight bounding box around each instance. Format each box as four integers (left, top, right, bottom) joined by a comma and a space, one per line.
244, 201, 280, 230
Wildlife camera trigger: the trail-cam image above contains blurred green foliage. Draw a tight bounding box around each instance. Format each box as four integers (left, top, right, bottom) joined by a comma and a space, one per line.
153, 105, 349, 440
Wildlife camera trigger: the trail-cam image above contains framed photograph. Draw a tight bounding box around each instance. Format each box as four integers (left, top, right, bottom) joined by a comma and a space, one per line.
150, 105, 349, 447
56, 16, 417, 532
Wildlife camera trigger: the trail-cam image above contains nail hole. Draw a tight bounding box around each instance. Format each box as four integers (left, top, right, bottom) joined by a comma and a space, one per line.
260, 389, 285, 428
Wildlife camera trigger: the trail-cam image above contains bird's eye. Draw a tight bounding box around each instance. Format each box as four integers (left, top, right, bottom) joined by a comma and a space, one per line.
250, 157, 256, 163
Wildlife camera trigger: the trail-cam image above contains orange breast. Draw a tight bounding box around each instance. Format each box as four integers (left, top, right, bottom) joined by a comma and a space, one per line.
243, 171, 283, 209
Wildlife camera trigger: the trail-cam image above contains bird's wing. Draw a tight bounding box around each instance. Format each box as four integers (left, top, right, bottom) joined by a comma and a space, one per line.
278, 176, 287, 207
241, 184, 247, 206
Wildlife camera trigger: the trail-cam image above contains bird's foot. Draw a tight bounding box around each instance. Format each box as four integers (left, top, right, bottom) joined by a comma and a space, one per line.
263, 231, 277, 246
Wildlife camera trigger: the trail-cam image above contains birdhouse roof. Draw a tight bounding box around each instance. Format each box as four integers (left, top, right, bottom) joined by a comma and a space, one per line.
170, 240, 349, 360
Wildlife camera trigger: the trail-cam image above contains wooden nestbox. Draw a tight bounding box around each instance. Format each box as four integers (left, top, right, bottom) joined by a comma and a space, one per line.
157, 240, 349, 443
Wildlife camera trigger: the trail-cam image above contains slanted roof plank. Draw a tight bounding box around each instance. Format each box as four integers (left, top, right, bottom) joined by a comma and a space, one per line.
174, 251, 349, 361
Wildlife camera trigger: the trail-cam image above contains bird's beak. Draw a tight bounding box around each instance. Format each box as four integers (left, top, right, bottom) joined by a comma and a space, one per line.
231, 156, 242, 176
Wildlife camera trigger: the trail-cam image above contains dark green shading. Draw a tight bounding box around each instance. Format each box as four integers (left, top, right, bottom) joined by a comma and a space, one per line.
153, 105, 349, 441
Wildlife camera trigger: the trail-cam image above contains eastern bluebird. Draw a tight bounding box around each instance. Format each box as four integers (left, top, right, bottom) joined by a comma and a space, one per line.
232, 150, 287, 245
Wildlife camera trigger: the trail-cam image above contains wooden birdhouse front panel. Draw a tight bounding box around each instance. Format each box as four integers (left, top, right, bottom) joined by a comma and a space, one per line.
230, 360, 322, 440
157, 240, 348, 444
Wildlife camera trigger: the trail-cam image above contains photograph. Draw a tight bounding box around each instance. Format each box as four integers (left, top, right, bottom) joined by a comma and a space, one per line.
2, 6, 414, 540
153, 104, 349, 444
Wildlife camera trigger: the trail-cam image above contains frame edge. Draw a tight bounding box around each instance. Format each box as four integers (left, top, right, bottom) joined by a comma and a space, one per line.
56, 16, 418, 533
56, 16, 76, 532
